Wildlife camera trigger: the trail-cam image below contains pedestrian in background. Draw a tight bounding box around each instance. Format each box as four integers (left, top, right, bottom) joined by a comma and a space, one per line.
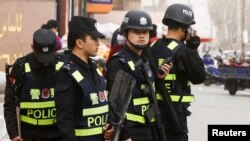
150, 3, 206, 141
149, 24, 158, 44
54, 16, 113, 141
41, 19, 62, 51
4, 29, 64, 141
107, 28, 125, 60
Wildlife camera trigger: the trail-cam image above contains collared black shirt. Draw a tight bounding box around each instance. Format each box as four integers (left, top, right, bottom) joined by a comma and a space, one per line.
55, 52, 101, 141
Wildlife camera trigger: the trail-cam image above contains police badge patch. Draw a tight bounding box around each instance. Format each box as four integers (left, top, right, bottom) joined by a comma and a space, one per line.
42, 88, 50, 99
42, 47, 49, 52
98, 91, 106, 102
140, 17, 147, 25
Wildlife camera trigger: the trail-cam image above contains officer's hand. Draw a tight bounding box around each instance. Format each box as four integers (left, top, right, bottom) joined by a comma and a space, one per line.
103, 124, 114, 141
186, 30, 201, 50
12, 136, 23, 141
157, 63, 172, 79
186, 35, 201, 50
122, 138, 132, 141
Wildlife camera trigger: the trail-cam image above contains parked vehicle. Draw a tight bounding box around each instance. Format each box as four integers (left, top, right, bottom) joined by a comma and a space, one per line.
219, 65, 250, 95
202, 53, 225, 86
204, 65, 225, 86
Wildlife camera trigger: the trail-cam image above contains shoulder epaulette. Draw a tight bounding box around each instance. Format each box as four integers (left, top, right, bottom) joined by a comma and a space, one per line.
56, 54, 64, 60
11, 56, 27, 72
62, 61, 74, 71
14, 56, 26, 65
111, 52, 127, 64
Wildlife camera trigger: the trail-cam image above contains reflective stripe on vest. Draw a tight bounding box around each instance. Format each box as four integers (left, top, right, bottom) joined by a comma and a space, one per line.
25, 63, 31, 73
25, 62, 64, 73
56, 61, 64, 70
150, 40, 157, 47
82, 105, 108, 116
170, 95, 195, 102
20, 115, 56, 125
127, 61, 135, 71
20, 101, 55, 109
72, 70, 84, 82
126, 113, 155, 123
133, 97, 150, 106
75, 127, 103, 136
156, 93, 195, 102
126, 113, 145, 123
96, 68, 103, 76
130, 98, 156, 123
167, 41, 178, 50
72, 69, 102, 83
164, 74, 176, 80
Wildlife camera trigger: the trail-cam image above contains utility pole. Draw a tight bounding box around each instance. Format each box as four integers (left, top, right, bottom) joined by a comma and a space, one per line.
188, 0, 192, 8
56, 0, 66, 37
241, 0, 245, 59
82, 0, 88, 17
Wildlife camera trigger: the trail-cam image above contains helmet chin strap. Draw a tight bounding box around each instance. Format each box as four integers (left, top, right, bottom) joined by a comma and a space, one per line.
127, 37, 148, 50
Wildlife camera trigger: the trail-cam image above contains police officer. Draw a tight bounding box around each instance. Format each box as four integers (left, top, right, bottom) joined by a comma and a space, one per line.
106, 10, 170, 141
54, 16, 113, 141
150, 3, 206, 141
4, 28, 63, 141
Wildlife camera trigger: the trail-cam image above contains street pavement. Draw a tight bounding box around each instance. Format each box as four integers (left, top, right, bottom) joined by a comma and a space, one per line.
0, 85, 250, 141
189, 84, 250, 141
0, 94, 7, 141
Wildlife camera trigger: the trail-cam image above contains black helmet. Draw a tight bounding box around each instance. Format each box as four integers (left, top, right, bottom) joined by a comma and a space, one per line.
119, 10, 153, 34
162, 4, 195, 26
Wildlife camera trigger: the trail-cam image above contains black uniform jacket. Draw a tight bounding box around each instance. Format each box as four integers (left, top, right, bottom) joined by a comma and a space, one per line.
55, 53, 102, 141
150, 38, 206, 132
106, 46, 157, 140
4, 53, 59, 139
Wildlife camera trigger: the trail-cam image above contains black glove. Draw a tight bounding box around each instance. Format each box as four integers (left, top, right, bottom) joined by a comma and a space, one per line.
186, 36, 201, 50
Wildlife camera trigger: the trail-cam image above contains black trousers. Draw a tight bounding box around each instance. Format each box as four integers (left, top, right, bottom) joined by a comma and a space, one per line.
129, 126, 160, 141
167, 132, 188, 141
23, 137, 62, 141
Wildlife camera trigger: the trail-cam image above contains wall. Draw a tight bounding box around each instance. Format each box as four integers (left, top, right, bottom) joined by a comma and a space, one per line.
0, 0, 57, 71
